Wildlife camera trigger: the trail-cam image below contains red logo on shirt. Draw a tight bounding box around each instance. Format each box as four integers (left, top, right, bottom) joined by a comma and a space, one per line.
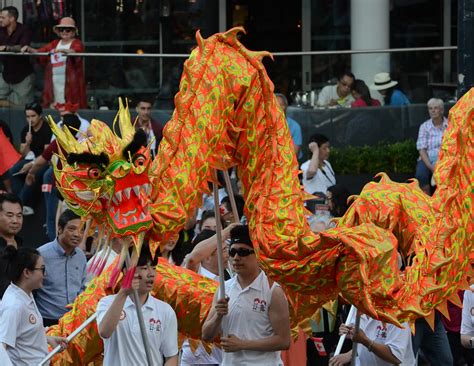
375, 325, 388, 339
252, 298, 267, 312
149, 318, 161, 332
29, 314, 37, 324
120, 311, 126, 320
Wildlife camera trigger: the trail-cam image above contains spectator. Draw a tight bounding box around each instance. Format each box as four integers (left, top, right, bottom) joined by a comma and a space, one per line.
0, 6, 34, 107
317, 71, 355, 108
0, 246, 67, 365
10, 102, 51, 215
460, 284, 474, 364
202, 225, 291, 365
370, 72, 410, 106
220, 194, 245, 225
22, 17, 87, 109
415, 98, 448, 194
54, 102, 90, 139
301, 134, 336, 196
35, 210, 87, 326
134, 97, 163, 157
326, 184, 351, 218
0, 193, 23, 299
275, 93, 303, 159
351, 79, 381, 108
198, 210, 217, 232
329, 313, 415, 365
97, 244, 178, 366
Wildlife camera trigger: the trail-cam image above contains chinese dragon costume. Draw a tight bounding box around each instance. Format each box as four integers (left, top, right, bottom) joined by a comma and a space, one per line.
46, 27, 473, 364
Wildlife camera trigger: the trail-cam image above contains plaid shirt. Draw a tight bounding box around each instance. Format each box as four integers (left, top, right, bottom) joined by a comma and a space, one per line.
416, 117, 448, 163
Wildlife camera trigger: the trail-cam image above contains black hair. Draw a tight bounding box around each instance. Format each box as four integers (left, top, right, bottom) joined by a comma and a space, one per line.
62, 113, 81, 132
67, 152, 110, 168
1, 6, 18, 20
327, 184, 351, 217
221, 194, 245, 221
0, 120, 13, 143
2, 246, 40, 283
57, 209, 80, 230
352, 79, 373, 106
229, 225, 252, 247
122, 129, 147, 159
192, 229, 216, 246
135, 97, 154, 107
136, 243, 158, 267
338, 70, 355, 82
309, 133, 329, 147
0, 193, 23, 210
25, 102, 43, 116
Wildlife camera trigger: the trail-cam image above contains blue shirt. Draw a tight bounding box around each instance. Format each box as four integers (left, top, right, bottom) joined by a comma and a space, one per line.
287, 117, 302, 159
389, 89, 410, 106
35, 239, 87, 320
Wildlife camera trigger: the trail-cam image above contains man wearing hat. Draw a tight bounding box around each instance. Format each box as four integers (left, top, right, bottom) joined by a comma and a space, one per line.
370, 72, 410, 106
202, 225, 291, 366
0, 6, 34, 107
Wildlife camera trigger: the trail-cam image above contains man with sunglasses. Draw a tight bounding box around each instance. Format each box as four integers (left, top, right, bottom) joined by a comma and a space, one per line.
202, 225, 291, 366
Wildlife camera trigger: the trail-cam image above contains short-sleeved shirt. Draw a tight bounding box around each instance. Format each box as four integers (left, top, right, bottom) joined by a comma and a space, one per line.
97, 294, 178, 366
0, 284, 48, 365
0, 23, 34, 84
317, 84, 354, 108
35, 239, 87, 320
287, 117, 302, 159
356, 316, 415, 366
221, 271, 283, 366
20, 120, 52, 158
300, 160, 336, 195
416, 117, 448, 164
461, 285, 474, 335
389, 90, 410, 106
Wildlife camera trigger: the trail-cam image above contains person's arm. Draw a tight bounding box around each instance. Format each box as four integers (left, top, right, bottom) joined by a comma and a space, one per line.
164, 355, 178, 366
202, 293, 228, 342
98, 275, 138, 339
419, 149, 434, 172
220, 286, 291, 352
329, 350, 352, 366
416, 124, 433, 171
305, 142, 320, 179
25, 155, 48, 185
185, 223, 238, 272
461, 334, 474, 349
341, 324, 402, 364
460, 289, 474, 348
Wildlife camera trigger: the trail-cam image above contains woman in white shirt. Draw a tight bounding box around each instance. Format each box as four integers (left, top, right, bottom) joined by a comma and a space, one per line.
300, 133, 336, 195
0, 246, 66, 365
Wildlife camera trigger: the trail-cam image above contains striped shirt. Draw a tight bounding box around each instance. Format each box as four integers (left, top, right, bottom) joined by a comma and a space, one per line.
416, 117, 448, 164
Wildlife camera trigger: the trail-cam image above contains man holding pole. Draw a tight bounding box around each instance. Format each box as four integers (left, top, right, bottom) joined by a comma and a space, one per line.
97, 244, 178, 366
202, 225, 291, 366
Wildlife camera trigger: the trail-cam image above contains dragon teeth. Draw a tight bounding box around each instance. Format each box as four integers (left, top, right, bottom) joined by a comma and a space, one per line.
133, 186, 140, 197
114, 212, 119, 222
75, 190, 95, 201
115, 191, 122, 203
124, 188, 131, 200
139, 213, 146, 220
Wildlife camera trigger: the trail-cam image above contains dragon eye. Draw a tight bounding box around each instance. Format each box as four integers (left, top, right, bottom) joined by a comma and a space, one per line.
88, 167, 101, 179
133, 154, 146, 167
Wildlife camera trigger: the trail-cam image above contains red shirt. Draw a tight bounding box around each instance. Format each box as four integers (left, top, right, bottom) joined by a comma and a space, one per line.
351, 98, 381, 108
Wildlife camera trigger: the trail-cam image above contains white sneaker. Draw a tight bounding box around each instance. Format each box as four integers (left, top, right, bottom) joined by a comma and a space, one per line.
22, 206, 34, 216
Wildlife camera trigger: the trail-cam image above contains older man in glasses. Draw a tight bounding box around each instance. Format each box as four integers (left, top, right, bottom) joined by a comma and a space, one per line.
202, 225, 291, 366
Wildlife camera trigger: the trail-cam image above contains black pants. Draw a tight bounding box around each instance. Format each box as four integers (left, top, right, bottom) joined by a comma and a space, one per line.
43, 318, 59, 327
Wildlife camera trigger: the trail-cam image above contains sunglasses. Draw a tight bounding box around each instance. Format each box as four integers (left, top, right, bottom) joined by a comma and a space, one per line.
57, 28, 73, 33
229, 247, 254, 258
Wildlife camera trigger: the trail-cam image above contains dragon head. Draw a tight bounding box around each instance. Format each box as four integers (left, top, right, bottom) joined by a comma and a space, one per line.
49, 100, 154, 237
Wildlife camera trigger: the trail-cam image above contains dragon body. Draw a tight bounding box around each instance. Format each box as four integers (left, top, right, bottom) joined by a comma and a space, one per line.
47, 28, 473, 364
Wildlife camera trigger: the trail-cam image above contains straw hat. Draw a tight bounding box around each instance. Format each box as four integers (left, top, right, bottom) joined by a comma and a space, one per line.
370, 72, 398, 91
53, 17, 78, 32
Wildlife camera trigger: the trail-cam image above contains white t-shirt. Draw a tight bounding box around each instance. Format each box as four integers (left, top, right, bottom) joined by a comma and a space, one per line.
0, 284, 48, 366
51, 41, 72, 104
356, 316, 416, 366
461, 285, 474, 335
301, 160, 336, 195
317, 84, 355, 108
221, 271, 283, 366
180, 266, 222, 365
97, 294, 178, 366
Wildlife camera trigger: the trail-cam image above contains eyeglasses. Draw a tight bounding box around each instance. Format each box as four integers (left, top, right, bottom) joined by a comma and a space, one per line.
32, 266, 46, 275
229, 247, 254, 258
57, 28, 73, 33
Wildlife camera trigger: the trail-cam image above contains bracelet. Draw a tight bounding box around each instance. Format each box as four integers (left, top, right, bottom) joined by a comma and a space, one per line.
367, 340, 375, 352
